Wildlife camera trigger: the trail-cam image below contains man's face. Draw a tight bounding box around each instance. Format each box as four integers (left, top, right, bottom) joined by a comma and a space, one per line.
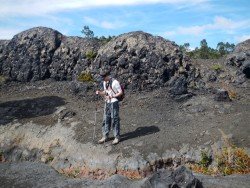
102, 75, 108, 82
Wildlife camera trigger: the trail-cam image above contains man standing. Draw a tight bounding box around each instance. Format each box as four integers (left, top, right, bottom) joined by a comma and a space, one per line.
96, 70, 123, 145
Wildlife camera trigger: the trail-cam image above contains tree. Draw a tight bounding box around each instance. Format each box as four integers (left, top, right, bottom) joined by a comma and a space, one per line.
200, 39, 208, 48
81, 26, 94, 39
183, 43, 190, 50
179, 42, 190, 53
217, 42, 226, 56
98, 35, 115, 44
200, 39, 209, 59
225, 42, 235, 53
217, 42, 235, 56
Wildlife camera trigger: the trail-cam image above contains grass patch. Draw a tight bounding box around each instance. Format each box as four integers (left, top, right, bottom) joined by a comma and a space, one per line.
228, 90, 237, 100
86, 50, 97, 60
216, 147, 250, 175
116, 170, 143, 180
211, 64, 223, 72
189, 147, 250, 175
61, 167, 81, 178
60, 166, 143, 180
77, 72, 94, 82
188, 129, 250, 175
221, 82, 237, 100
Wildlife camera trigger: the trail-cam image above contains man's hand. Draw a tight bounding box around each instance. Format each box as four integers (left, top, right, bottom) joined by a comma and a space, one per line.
105, 95, 113, 100
96, 90, 105, 96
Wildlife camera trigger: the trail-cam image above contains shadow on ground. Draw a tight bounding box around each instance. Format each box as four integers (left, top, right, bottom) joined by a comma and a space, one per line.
120, 125, 160, 142
0, 96, 65, 125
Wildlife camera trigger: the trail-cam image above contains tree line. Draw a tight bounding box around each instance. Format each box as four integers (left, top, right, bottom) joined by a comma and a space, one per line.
82, 25, 235, 59
180, 39, 235, 59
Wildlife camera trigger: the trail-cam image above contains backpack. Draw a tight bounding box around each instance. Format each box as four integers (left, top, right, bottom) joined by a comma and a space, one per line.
110, 78, 125, 101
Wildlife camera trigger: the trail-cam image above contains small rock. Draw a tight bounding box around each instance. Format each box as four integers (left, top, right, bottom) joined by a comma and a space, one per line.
179, 144, 190, 155
162, 149, 181, 165
214, 89, 231, 102
171, 166, 199, 187
146, 153, 161, 166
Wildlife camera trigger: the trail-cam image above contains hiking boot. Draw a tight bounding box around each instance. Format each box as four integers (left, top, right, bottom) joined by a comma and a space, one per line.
112, 138, 119, 145
98, 137, 107, 144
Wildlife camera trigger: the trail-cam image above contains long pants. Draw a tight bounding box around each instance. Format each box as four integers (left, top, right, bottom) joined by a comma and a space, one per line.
102, 101, 120, 139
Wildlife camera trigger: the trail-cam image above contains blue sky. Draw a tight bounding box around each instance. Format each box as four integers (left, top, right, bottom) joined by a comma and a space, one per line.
0, 0, 249, 49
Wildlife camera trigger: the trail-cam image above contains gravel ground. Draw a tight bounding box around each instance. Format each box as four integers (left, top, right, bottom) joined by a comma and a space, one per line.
1, 78, 249, 158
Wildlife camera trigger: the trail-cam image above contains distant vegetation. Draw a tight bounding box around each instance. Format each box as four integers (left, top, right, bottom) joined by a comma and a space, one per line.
180, 39, 235, 59
98, 35, 116, 45
81, 25, 115, 44
82, 25, 235, 59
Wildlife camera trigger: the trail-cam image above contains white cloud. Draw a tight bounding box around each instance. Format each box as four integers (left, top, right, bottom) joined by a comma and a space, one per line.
235, 35, 250, 43
0, 28, 23, 39
177, 25, 205, 35
83, 16, 126, 29
164, 31, 176, 37
0, 14, 74, 39
0, 0, 209, 17
211, 16, 250, 30
165, 16, 250, 36
101, 21, 118, 29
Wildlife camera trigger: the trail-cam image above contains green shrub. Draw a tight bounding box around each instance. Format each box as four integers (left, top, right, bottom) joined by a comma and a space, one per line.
199, 150, 212, 167
47, 156, 54, 162
0, 150, 4, 162
0, 75, 6, 85
78, 72, 94, 82
86, 50, 97, 60
211, 64, 223, 72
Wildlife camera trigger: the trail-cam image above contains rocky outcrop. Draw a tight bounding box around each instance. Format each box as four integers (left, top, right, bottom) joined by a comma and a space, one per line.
227, 39, 250, 80
1, 27, 250, 92
0, 27, 101, 82
0, 27, 63, 82
0, 40, 9, 52
93, 31, 185, 90
50, 36, 100, 81
143, 166, 201, 187
95, 31, 206, 93
0, 40, 10, 74
0, 27, 202, 94
234, 39, 250, 53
